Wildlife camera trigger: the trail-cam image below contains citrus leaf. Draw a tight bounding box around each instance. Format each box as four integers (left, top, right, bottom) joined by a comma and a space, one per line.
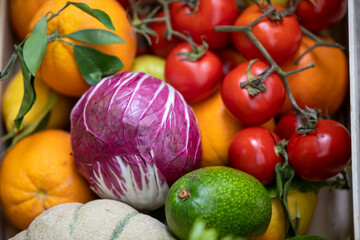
69, 2, 115, 30
23, 16, 48, 75
73, 45, 124, 85
266, 179, 300, 199
0, 52, 17, 81
14, 46, 36, 130
11, 91, 57, 149
66, 29, 125, 45
275, 163, 296, 237
292, 177, 328, 193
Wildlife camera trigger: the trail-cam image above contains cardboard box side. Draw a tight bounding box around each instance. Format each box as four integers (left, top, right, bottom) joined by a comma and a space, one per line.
348, 0, 360, 238
0, 0, 21, 238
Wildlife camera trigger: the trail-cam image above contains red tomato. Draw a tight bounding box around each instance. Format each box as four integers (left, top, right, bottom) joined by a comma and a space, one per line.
116, 0, 130, 9
170, 0, 239, 50
275, 112, 302, 140
136, 34, 150, 56
295, 0, 347, 32
216, 48, 247, 75
149, 11, 181, 58
221, 60, 285, 125
229, 126, 282, 185
232, 4, 302, 64
287, 119, 351, 181
165, 42, 223, 103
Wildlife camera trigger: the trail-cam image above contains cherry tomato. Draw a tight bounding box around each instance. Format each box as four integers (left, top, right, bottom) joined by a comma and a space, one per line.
149, 11, 181, 58
116, 0, 130, 9
295, 0, 347, 32
229, 126, 282, 185
165, 42, 223, 104
232, 4, 302, 64
136, 34, 150, 56
287, 119, 351, 181
216, 48, 247, 75
170, 0, 239, 50
221, 60, 285, 126
275, 112, 302, 140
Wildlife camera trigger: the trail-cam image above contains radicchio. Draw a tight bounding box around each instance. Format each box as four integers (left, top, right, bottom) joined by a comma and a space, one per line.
70, 72, 202, 211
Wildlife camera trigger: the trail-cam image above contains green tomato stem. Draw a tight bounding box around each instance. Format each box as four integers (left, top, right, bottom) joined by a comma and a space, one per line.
214, 7, 319, 119
295, 26, 346, 64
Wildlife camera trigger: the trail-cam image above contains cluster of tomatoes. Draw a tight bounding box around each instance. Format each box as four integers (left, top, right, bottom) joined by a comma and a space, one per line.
122, 0, 350, 186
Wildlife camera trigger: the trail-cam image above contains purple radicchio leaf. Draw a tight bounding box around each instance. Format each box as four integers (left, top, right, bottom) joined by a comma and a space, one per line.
70, 71, 202, 211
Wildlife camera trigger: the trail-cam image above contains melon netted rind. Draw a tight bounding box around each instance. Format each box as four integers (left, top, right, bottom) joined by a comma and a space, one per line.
10, 199, 176, 240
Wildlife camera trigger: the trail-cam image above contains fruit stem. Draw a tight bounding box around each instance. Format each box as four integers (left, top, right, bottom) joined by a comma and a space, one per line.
178, 187, 191, 201
295, 26, 346, 64
130, 0, 207, 59
157, 0, 204, 56
214, 7, 320, 122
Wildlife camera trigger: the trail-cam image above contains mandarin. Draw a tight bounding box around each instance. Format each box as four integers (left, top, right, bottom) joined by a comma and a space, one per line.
191, 90, 277, 167
0, 129, 96, 230
252, 189, 318, 240
28, 0, 136, 97
280, 35, 348, 115
9, 0, 52, 40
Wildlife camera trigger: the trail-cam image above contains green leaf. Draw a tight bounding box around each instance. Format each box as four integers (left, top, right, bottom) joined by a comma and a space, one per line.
0, 52, 17, 81
14, 46, 36, 130
35, 111, 52, 132
69, 2, 115, 30
275, 163, 296, 237
66, 29, 125, 45
73, 45, 123, 85
15, 91, 56, 139
292, 177, 328, 193
23, 16, 48, 75
7, 91, 57, 153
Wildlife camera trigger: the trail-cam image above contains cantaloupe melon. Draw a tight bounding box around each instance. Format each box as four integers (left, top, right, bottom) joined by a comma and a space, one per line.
11, 199, 175, 240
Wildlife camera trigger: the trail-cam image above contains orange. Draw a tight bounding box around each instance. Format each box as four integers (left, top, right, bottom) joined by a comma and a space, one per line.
28, 0, 137, 97
191, 91, 244, 167
0, 129, 96, 230
9, 0, 53, 40
252, 189, 318, 240
261, 117, 276, 132
191, 90, 277, 167
280, 34, 348, 116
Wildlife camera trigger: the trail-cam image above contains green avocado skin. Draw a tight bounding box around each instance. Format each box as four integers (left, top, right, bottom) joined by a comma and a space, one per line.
165, 166, 272, 240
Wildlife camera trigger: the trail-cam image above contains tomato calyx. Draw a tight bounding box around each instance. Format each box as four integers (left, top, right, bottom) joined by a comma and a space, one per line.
178, 0, 199, 13
240, 59, 274, 96
255, 2, 285, 23
274, 139, 289, 161
293, 107, 324, 136
175, 40, 209, 61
